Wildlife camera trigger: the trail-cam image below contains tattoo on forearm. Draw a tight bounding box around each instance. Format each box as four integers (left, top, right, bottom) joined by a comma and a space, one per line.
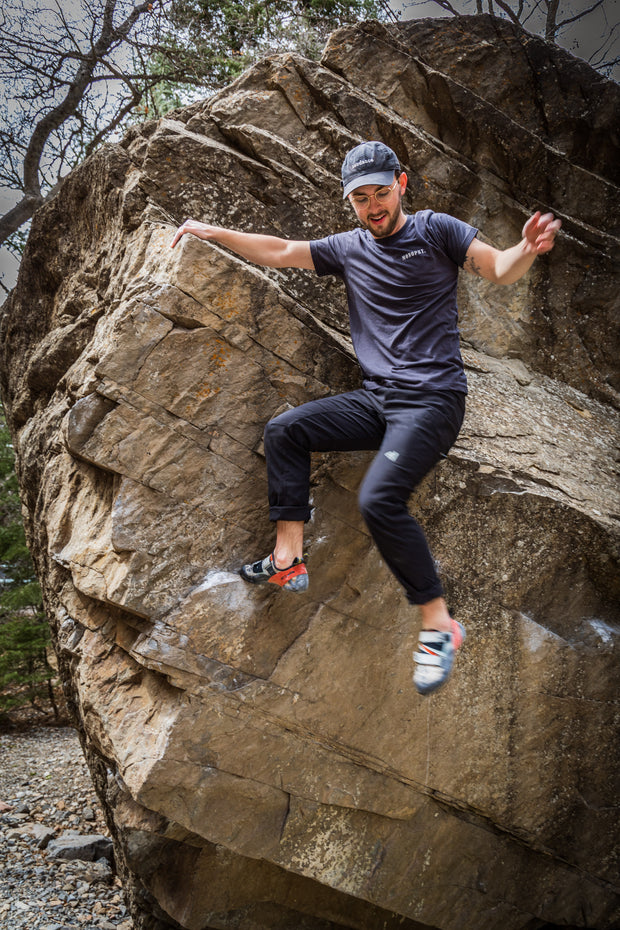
464, 254, 482, 276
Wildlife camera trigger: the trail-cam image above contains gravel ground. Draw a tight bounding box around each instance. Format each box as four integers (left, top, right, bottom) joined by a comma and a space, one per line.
0, 726, 133, 930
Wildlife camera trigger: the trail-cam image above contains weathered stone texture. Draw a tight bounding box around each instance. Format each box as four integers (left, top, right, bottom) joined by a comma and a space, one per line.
1, 14, 619, 930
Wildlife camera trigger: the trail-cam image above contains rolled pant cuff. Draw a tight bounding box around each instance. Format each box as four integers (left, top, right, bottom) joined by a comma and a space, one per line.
269, 506, 312, 523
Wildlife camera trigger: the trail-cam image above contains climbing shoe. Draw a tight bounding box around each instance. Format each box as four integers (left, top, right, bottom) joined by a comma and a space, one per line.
240, 552, 309, 593
413, 618, 466, 695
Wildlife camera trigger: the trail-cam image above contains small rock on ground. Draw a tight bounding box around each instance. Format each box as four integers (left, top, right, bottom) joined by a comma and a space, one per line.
0, 726, 133, 929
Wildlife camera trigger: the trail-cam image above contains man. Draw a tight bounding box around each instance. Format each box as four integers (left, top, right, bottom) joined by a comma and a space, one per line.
171, 140, 560, 694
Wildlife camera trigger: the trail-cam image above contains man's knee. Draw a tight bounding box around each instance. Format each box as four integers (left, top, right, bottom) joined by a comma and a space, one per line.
264, 414, 285, 448
265, 409, 294, 443
358, 481, 393, 527
264, 409, 308, 455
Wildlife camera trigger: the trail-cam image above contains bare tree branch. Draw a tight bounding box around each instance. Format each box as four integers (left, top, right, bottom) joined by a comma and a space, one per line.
419, 0, 617, 70
556, 0, 605, 31
491, 0, 522, 26
5, 0, 155, 245
375, 0, 401, 25
24, 3, 149, 178
431, 0, 460, 13
521, 0, 544, 28
544, 0, 560, 41
0, 195, 44, 246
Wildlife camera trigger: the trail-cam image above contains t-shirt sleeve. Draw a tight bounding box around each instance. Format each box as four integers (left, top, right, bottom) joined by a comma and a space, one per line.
310, 232, 351, 277
426, 212, 478, 267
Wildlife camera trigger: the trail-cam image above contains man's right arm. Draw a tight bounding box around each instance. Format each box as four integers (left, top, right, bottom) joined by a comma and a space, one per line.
170, 219, 315, 270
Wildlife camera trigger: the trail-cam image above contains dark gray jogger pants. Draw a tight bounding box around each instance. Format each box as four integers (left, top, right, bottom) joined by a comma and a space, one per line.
263, 385, 465, 605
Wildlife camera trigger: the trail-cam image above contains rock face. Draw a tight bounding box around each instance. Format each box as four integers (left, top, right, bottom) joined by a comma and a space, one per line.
1, 14, 619, 930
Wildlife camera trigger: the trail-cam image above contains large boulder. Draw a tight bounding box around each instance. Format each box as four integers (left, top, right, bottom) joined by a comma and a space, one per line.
1, 14, 618, 930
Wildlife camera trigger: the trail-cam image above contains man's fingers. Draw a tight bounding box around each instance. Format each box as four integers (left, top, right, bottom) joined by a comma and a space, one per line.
522, 211, 540, 238
533, 213, 561, 235
170, 218, 213, 249
536, 217, 562, 250
538, 212, 555, 228
170, 219, 194, 248
522, 211, 561, 253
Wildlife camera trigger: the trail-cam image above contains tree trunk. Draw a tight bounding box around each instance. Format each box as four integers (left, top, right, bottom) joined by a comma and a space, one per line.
545, 0, 561, 41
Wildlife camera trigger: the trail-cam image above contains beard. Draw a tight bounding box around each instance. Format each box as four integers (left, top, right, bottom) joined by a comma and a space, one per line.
361, 199, 406, 238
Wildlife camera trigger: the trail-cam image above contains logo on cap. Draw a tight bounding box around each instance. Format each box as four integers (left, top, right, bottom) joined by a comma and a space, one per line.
341, 141, 400, 199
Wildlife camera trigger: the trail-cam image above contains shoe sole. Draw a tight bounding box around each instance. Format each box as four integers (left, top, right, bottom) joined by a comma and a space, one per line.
239, 563, 308, 593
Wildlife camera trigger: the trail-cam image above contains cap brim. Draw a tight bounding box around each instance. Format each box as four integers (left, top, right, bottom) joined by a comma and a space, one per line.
343, 170, 396, 199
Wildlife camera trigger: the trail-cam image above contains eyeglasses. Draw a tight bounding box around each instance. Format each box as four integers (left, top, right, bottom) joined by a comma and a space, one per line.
348, 178, 399, 209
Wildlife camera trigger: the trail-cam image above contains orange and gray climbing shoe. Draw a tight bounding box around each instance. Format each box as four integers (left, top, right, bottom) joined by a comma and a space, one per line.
240, 552, 309, 593
413, 618, 466, 695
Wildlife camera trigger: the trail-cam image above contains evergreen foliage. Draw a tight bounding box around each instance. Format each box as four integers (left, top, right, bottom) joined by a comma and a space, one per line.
0, 407, 58, 721
163, 0, 393, 87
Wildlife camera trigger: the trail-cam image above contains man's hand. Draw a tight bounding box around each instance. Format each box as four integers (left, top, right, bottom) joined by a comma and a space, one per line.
170, 219, 214, 249
464, 209, 562, 285
521, 211, 562, 256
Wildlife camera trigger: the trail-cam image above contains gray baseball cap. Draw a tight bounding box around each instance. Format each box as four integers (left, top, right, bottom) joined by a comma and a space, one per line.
341, 141, 400, 198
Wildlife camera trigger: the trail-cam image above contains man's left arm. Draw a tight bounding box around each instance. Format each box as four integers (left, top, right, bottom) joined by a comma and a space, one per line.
463, 211, 561, 285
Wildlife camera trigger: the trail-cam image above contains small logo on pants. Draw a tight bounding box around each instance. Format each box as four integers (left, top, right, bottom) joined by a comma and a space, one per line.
384, 450, 400, 462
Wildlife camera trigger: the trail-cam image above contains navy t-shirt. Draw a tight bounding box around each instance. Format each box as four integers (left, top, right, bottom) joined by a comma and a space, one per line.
310, 211, 478, 393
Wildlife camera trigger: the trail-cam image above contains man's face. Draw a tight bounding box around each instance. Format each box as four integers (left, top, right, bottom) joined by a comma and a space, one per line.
348, 173, 407, 239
